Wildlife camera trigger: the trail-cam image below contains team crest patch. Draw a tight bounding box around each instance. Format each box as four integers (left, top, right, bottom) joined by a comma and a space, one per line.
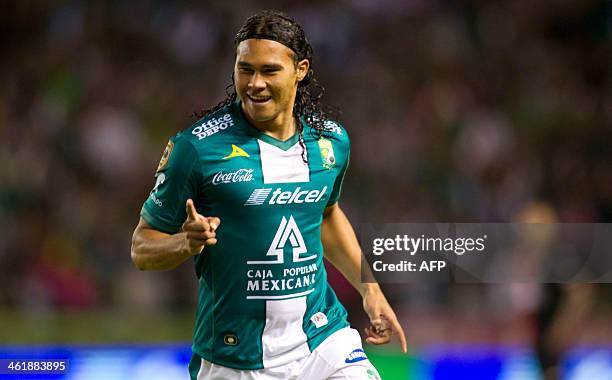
345, 348, 367, 363
156, 140, 174, 172
318, 138, 336, 169
310, 312, 328, 328
223, 144, 250, 160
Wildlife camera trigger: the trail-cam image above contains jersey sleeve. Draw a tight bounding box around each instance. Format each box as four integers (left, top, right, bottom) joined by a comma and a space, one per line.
326, 129, 350, 206
140, 134, 201, 233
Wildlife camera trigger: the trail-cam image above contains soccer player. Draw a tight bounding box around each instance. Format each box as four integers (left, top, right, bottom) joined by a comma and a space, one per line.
131, 10, 406, 380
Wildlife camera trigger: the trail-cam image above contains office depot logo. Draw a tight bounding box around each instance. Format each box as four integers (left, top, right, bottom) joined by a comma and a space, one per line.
192, 114, 234, 140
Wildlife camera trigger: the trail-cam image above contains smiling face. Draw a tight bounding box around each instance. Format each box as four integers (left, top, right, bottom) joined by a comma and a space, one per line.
234, 39, 309, 133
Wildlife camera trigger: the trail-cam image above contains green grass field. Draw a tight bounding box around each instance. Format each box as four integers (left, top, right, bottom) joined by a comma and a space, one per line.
0, 310, 195, 343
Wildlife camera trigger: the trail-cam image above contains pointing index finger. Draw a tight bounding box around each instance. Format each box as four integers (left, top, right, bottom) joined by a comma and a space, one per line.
387, 314, 407, 353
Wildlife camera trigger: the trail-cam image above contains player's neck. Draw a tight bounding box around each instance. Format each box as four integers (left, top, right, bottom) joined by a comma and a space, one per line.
243, 108, 297, 141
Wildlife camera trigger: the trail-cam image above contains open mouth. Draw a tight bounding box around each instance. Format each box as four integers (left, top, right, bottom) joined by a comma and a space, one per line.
247, 94, 272, 104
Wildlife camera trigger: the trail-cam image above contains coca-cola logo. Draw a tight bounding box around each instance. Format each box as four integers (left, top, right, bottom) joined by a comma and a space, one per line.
212, 169, 254, 185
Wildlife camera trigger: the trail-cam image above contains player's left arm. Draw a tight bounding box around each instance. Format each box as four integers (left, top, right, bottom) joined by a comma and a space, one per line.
321, 202, 407, 352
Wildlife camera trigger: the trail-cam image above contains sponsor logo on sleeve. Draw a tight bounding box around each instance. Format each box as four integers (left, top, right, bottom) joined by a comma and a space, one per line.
152, 173, 166, 192
149, 173, 166, 207
156, 140, 174, 172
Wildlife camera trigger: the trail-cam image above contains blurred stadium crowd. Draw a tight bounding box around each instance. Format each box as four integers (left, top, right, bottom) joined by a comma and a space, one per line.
1, 0, 610, 368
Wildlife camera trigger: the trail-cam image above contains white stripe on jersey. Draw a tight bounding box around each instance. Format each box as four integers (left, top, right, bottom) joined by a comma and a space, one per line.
258, 140, 310, 184
262, 296, 310, 368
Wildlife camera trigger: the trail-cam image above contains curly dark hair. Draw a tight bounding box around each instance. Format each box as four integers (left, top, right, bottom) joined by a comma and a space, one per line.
193, 10, 339, 161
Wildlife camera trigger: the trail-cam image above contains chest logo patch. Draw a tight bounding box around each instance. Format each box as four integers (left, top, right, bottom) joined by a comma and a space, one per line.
244, 186, 327, 206
247, 215, 316, 264
318, 139, 336, 169
223, 144, 250, 160
212, 169, 254, 185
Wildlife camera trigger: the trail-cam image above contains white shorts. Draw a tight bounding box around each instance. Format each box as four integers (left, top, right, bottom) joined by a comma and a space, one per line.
195, 327, 382, 380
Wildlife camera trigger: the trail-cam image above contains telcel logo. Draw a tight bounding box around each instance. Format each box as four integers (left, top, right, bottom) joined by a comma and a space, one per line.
245, 186, 327, 206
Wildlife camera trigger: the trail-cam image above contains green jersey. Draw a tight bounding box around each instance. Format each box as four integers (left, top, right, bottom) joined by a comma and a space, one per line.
141, 100, 351, 370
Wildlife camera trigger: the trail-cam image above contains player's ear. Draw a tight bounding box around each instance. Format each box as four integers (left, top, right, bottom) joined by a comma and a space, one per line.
296, 59, 309, 82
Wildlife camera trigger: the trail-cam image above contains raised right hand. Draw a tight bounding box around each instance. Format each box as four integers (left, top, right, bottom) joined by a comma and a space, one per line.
181, 199, 221, 255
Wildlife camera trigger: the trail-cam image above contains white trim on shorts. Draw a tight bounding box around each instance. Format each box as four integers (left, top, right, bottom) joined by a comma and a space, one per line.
196, 327, 381, 380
